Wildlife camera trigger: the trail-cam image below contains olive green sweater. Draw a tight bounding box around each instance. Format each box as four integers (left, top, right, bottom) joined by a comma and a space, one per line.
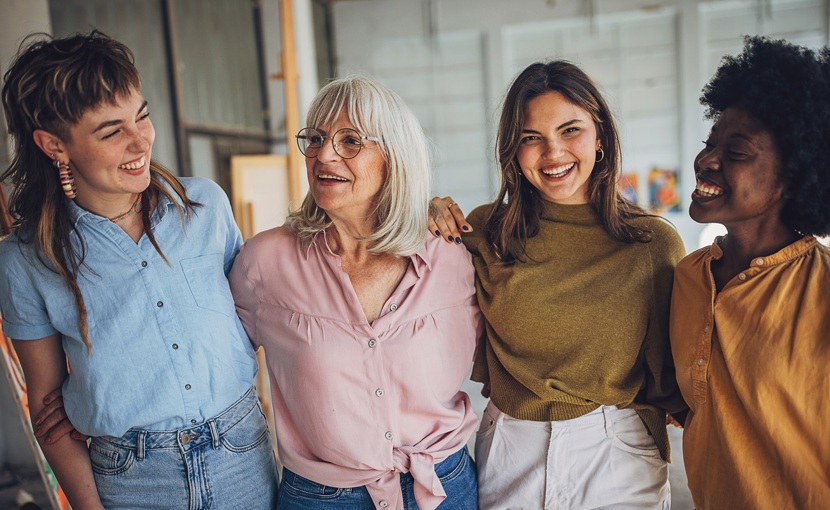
464, 200, 687, 461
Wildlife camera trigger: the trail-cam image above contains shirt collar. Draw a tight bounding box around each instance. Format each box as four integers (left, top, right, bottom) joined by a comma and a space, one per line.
67, 181, 184, 227
305, 228, 432, 274
708, 234, 818, 266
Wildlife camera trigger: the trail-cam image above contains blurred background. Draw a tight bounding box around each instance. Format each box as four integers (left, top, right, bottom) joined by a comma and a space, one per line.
1, 0, 829, 508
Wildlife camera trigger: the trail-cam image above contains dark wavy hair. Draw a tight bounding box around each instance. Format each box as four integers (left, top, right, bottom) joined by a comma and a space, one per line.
700, 36, 830, 236
487, 60, 652, 263
1, 31, 199, 352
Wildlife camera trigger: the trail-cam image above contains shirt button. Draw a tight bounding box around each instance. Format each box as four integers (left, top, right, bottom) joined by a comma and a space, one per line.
185, 384, 192, 390
379, 501, 388, 508
191, 419, 197, 424
755, 258, 764, 266
738, 273, 747, 281
172, 343, 179, 350
390, 304, 398, 311
368, 339, 377, 348
375, 388, 384, 397
384, 431, 393, 440
704, 326, 710, 333
157, 301, 164, 307
141, 261, 148, 267
697, 358, 704, 366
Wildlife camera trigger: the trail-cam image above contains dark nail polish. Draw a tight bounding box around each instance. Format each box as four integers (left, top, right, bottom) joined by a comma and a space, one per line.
447, 235, 454, 242
455, 237, 462, 244
462, 225, 470, 231
434, 230, 441, 237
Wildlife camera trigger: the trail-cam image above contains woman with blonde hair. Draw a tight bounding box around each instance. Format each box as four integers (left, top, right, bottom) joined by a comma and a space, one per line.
229, 75, 482, 510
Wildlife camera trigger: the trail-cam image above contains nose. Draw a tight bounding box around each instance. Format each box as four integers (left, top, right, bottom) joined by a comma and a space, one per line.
695, 146, 720, 173
127, 125, 152, 153
541, 138, 563, 158
315, 135, 341, 162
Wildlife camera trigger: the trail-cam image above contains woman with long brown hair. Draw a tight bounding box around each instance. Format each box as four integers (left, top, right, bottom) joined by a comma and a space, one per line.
431, 60, 687, 508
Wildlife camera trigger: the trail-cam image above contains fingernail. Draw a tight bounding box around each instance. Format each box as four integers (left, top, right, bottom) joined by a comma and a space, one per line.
455, 237, 462, 244
462, 225, 470, 231
34, 427, 43, 437
447, 235, 454, 242
434, 230, 441, 237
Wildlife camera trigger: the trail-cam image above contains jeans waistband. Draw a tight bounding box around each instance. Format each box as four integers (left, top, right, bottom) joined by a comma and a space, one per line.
92, 387, 260, 459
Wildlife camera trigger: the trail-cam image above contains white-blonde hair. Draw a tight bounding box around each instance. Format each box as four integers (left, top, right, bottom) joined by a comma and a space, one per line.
286, 75, 431, 256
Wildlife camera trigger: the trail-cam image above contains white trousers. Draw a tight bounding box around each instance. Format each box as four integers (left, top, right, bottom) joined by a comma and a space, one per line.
475, 401, 670, 510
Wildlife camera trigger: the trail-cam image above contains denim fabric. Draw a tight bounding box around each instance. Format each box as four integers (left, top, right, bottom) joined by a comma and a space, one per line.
0, 177, 257, 436
89, 388, 277, 510
276, 447, 476, 510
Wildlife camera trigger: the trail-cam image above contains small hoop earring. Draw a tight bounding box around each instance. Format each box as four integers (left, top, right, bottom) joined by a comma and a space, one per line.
54, 158, 77, 199
595, 147, 605, 163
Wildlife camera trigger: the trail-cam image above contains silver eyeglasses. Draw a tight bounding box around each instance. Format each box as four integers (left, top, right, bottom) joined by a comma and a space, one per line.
295, 127, 380, 160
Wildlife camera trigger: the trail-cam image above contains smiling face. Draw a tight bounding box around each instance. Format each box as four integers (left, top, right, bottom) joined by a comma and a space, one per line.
691, 107, 787, 231
516, 91, 599, 205
306, 109, 386, 225
50, 87, 154, 213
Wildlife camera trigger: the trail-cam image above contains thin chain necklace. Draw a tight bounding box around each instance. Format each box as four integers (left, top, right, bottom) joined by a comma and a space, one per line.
109, 193, 142, 224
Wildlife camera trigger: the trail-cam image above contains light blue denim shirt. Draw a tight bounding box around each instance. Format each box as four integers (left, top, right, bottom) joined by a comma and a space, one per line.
0, 177, 257, 437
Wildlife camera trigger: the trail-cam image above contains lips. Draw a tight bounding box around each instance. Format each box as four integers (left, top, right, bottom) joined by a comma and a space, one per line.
118, 156, 146, 170
316, 173, 349, 182
541, 162, 575, 178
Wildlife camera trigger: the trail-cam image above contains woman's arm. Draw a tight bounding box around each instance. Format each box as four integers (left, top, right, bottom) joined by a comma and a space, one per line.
429, 196, 472, 244
13, 335, 105, 510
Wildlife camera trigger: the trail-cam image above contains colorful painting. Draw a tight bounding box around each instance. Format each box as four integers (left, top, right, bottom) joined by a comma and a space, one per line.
648, 167, 681, 213
619, 173, 639, 205
0, 324, 70, 510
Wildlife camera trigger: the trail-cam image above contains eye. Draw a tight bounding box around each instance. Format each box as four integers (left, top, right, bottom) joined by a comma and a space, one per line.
563, 126, 580, 135
701, 140, 714, 150
340, 136, 362, 146
520, 135, 540, 144
138, 111, 150, 122
102, 130, 120, 140
307, 134, 324, 145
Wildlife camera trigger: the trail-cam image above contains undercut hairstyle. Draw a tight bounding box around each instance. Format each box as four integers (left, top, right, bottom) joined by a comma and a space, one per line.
700, 36, 830, 236
488, 60, 652, 263
286, 75, 431, 257
1, 30, 199, 352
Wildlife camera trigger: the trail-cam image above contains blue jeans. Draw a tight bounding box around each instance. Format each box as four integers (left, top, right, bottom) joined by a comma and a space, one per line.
89, 387, 278, 509
277, 447, 477, 510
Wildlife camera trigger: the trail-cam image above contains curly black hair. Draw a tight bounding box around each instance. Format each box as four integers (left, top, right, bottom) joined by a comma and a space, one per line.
700, 36, 830, 236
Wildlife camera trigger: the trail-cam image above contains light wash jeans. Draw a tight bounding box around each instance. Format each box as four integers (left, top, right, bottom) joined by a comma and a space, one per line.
277, 446, 477, 510
89, 387, 278, 510
476, 401, 671, 510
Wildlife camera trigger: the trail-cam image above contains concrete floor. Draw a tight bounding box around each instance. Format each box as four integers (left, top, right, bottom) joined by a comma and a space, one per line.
461, 379, 694, 509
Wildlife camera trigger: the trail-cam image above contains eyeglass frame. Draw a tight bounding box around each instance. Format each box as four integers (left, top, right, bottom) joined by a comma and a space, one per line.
295, 127, 381, 160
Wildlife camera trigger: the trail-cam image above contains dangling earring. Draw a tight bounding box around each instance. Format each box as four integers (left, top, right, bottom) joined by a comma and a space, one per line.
595, 146, 605, 163
53, 157, 77, 199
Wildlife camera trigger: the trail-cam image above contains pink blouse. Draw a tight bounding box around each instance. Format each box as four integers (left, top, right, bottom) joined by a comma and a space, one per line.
229, 226, 481, 510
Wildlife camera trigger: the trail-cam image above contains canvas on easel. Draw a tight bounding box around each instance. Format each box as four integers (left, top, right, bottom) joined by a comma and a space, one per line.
0, 326, 70, 510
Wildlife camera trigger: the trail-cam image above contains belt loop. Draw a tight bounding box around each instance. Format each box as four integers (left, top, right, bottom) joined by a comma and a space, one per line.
209, 419, 220, 449
136, 431, 146, 460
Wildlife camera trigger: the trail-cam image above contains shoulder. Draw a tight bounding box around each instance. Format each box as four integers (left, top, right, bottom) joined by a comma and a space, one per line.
0, 234, 30, 269
237, 225, 299, 264
421, 233, 473, 271
633, 215, 686, 262
676, 245, 711, 274
466, 203, 496, 231
176, 176, 228, 202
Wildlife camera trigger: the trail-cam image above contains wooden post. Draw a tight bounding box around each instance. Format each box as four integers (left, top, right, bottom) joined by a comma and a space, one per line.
277, 0, 303, 205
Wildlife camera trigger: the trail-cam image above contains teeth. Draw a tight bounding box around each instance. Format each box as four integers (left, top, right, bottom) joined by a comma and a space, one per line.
695, 179, 724, 197
318, 174, 348, 182
119, 156, 146, 170
542, 163, 574, 178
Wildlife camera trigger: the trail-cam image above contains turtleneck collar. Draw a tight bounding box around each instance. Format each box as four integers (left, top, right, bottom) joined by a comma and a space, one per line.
539, 199, 598, 225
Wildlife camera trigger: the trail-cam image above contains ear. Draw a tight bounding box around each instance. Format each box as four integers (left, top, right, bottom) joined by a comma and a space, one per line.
32, 129, 66, 160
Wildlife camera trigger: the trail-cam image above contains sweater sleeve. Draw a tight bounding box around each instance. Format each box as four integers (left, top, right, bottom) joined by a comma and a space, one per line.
463, 205, 492, 392
640, 219, 688, 415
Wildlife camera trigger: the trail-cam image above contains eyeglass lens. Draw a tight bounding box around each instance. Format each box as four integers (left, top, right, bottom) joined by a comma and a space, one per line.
296, 128, 366, 159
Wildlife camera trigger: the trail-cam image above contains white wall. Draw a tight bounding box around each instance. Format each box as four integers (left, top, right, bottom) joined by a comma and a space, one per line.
329, 0, 830, 251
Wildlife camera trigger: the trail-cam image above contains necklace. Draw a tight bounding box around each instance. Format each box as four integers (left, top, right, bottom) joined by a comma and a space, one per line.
109, 193, 142, 223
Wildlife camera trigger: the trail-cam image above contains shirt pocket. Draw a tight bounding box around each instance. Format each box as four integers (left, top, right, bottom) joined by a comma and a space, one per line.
180, 253, 236, 318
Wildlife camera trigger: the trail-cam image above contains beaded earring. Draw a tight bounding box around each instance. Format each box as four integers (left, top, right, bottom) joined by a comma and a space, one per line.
54, 158, 76, 199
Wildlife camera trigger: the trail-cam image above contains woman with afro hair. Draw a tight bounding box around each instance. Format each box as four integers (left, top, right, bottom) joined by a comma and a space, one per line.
670, 36, 830, 509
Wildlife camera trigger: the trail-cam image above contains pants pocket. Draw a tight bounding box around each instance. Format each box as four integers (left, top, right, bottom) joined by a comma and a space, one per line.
608, 408, 661, 458
89, 438, 136, 476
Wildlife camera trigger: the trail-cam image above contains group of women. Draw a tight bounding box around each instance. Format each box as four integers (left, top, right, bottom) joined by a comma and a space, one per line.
0, 28, 827, 510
